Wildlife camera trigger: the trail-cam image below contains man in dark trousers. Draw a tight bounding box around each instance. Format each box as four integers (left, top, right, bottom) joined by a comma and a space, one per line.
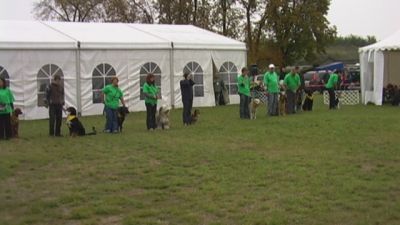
46, 74, 64, 136
180, 73, 195, 126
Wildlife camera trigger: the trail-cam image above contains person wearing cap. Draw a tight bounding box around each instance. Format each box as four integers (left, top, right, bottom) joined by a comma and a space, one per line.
237, 67, 251, 119
45, 74, 65, 137
284, 66, 301, 114
102, 77, 125, 133
325, 70, 339, 109
264, 64, 279, 116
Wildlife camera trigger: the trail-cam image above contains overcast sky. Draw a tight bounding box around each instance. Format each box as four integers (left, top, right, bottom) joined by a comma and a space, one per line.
1, 0, 400, 40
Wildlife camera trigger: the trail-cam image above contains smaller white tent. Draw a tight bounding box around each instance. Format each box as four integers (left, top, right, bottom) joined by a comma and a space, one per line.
359, 30, 400, 105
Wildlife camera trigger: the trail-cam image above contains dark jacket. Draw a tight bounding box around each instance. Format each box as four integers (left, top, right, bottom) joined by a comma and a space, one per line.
180, 79, 195, 102
46, 82, 64, 105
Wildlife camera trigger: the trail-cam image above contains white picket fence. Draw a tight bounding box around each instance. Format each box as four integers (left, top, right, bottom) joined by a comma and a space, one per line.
323, 90, 360, 105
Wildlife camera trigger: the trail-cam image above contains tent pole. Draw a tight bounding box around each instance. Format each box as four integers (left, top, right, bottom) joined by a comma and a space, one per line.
76, 41, 82, 116
170, 42, 175, 108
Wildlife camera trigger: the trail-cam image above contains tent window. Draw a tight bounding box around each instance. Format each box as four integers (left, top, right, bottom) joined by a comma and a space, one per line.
219, 61, 238, 95
0, 66, 10, 87
37, 64, 64, 107
92, 63, 117, 103
184, 61, 204, 97
140, 62, 162, 100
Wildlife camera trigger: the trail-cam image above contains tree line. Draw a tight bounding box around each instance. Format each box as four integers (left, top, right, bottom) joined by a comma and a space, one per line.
34, 0, 374, 68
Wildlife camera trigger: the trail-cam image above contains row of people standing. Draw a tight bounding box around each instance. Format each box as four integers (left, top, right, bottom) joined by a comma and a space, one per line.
237, 64, 340, 118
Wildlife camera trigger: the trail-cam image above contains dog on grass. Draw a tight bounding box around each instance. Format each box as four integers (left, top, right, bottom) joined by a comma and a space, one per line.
11, 108, 22, 138
302, 90, 314, 111
335, 92, 343, 109
117, 106, 129, 132
278, 91, 287, 116
191, 109, 200, 124
156, 105, 170, 130
66, 107, 96, 137
249, 98, 261, 119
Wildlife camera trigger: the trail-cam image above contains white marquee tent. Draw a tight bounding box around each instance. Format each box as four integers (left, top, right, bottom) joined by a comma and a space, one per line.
0, 20, 246, 119
359, 29, 400, 105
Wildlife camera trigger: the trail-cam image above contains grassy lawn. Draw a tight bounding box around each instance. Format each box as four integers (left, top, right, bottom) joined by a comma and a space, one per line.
1, 96, 400, 225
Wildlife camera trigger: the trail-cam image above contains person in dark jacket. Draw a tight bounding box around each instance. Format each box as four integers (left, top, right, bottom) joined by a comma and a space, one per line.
45, 74, 64, 137
180, 73, 195, 126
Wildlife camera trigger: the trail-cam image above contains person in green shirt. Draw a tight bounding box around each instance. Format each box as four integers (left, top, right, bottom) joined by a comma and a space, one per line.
237, 67, 251, 119
102, 77, 125, 133
264, 64, 279, 116
325, 70, 339, 109
284, 66, 301, 114
0, 76, 14, 140
143, 73, 160, 130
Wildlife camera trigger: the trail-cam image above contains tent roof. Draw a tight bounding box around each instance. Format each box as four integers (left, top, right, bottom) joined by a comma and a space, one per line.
359, 29, 400, 52
0, 20, 76, 49
129, 24, 247, 50
0, 20, 246, 51
43, 21, 171, 49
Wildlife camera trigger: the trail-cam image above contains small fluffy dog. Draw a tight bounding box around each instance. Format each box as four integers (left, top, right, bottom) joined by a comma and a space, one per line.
249, 98, 261, 119
156, 106, 170, 129
278, 92, 287, 116
11, 108, 22, 138
117, 106, 129, 132
302, 90, 314, 111
191, 109, 200, 124
66, 107, 96, 137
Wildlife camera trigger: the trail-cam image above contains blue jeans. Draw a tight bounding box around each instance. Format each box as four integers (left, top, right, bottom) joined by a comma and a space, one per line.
105, 107, 118, 132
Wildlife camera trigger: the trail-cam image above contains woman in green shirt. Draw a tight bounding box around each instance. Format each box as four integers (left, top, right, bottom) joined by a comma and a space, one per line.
143, 73, 160, 131
237, 67, 251, 119
102, 77, 125, 133
0, 77, 14, 140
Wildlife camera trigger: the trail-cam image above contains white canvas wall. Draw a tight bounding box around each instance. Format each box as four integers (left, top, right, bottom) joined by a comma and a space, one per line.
79, 49, 171, 116
211, 50, 247, 105
0, 50, 77, 119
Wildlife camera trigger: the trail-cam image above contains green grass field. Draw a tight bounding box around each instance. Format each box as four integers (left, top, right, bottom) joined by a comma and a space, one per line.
1, 97, 400, 225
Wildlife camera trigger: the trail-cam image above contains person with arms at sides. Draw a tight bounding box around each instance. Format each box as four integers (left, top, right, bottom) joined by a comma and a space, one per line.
102, 77, 125, 133
143, 73, 160, 131
0, 77, 14, 140
237, 67, 251, 119
284, 66, 301, 114
45, 74, 64, 137
264, 64, 280, 116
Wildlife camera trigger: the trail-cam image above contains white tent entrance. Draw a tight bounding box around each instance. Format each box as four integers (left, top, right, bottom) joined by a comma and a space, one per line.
359, 30, 400, 105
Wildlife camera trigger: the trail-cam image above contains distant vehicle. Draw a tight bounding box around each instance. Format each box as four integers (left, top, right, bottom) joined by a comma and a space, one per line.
303, 70, 329, 92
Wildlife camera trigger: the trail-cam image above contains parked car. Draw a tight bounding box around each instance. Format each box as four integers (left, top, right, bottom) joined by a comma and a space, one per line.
303, 70, 329, 92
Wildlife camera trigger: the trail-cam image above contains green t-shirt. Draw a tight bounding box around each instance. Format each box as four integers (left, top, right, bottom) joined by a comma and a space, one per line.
284, 73, 301, 92
143, 82, 159, 105
102, 84, 123, 110
237, 74, 251, 96
325, 73, 339, 89
0, 88, 14, 114
263, 71, 279, 93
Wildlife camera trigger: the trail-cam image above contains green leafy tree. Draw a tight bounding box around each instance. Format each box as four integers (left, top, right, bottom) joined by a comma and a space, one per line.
265, 0, 336, 65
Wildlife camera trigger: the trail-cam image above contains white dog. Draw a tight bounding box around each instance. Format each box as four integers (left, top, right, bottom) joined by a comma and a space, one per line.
249, 98, 261, 119
156, 105, 170, 129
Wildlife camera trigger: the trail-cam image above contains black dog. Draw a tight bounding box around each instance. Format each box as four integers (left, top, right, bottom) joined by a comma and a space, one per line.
302, 90, 314, 111
66, 107, 96, 137
117, 106, 129, 132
